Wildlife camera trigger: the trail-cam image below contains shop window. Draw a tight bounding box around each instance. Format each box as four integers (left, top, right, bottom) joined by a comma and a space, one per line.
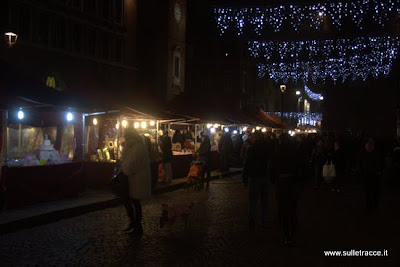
61, 125, 75, 159
53, 19, 67, 49
71, 24, 82, 52
34, 13, 49, 45
86, 28, 96, 56
17, 7, 31, 41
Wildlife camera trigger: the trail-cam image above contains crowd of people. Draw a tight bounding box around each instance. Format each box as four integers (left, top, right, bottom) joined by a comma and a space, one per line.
117, 126, 400, 242
241, 130, 400, 245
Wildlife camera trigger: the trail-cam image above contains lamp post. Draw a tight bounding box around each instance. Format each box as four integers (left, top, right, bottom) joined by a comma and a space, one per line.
280, 84, 286, 120
296, 91, 302, 113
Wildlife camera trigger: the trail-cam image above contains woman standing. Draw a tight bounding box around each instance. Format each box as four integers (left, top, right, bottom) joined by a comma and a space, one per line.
197, 133, 211, 188
120, 128, 152, 235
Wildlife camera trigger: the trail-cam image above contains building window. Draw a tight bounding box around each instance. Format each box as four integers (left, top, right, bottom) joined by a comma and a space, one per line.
53, 19, 67, 49
84, 0, 97, 13
102, 35, 109, 59
102, 0, 110, 20
34, 13, 49, 45
55, 0, 67, 5
87, 28, 96, 56
71, 24, 81, 52
223, 71, 232, 93
17, 7, 31, 41
71, 0, 82, 10
115, 38, 122, 63
115, 0, 123, 24
173, 48, 181, 86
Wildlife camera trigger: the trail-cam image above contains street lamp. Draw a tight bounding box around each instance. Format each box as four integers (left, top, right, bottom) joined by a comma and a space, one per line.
280, 84, 286, 120
4, 31, 18, 47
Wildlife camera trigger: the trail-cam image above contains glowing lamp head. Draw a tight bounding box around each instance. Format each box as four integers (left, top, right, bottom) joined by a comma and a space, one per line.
93, 118, 98, 126
262, 128, 267, 133
256, 126, 261, 130
296, 90, 301, 95
213, 124, 220, 128
5, 32, 18, 47
210, 127, 216, 133
224, 127, 229, 133
134, 122, 139, 129
17, 109, 24, 120
116, 123, 120, 129
243, 127, 248, 132
141, 121, 147, 129
280, 84, 286, 93
233, 130, 238, 134
122, 120, 128, 128
66, 112, 73, 121
206, 124, 212, 129
150, 120, 155, 126
320, 96, 324, 100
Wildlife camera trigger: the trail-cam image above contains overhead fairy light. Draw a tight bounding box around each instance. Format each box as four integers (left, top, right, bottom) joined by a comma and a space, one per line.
267, 112, 323, 126
257, 56, 396, 84
214, 0, 400, 35
304, 85, 323, 101
252, 36, 399, 83
248, 36, 399, 61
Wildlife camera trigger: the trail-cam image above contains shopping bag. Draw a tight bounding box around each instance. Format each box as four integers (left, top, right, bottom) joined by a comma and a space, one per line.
108, 167, 129, 199
322, 160, 336, 183
187, 164, 201, 178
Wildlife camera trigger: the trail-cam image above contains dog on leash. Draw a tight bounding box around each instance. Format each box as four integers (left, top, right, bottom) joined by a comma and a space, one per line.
159, 202, 195, 228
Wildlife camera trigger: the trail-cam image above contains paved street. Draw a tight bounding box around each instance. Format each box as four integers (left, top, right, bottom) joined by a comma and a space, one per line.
0, 174, 399, 267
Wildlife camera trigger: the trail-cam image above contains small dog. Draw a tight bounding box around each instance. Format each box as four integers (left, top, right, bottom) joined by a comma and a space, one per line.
159, 202, 195, 228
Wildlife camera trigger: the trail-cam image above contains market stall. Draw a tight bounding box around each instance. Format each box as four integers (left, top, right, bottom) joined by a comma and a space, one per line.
0, 98, 86, 208
0, 61, 92, 208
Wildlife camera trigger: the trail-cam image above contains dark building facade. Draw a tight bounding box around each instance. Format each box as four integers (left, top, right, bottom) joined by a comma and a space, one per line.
185, 0, 281, 111
137, 0, 187, 104
1, 0, 137, 104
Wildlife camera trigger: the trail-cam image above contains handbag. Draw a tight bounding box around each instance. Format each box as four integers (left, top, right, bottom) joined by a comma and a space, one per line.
108, 166, 129, 199
323, 160, 336, 183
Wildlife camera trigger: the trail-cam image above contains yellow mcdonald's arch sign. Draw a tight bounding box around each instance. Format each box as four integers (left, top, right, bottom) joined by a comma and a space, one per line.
46, 76, 56, 88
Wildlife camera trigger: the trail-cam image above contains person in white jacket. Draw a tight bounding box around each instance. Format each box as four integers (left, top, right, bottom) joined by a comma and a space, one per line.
120, 128, 151, 234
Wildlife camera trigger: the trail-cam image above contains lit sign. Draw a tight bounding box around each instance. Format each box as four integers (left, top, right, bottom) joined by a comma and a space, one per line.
46, 76, 56, 88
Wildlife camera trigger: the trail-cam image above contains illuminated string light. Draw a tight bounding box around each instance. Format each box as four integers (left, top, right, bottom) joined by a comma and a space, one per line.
267, 112, 323, 126
304, 85, 323, 101
252, 36, 399, 83
248, 37, 399, 61
214, 0, 400, 35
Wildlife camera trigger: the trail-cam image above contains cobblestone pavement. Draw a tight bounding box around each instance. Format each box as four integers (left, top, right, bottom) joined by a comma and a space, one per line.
0, 175, 399, 266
